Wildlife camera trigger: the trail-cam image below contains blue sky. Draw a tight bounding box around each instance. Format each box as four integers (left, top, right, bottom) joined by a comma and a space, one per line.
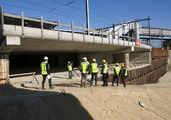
0, 0, 171, 30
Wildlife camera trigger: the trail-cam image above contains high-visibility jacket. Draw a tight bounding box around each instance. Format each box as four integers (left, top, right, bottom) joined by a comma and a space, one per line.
103, 64, 108, 74
91, 63, 98, 73
41, 62, 50, 75
80, 62, 89, 74
114, 66, 120, 75
67, 64, 72, 71
121, 67, 127, 76
86, 61, 90, 73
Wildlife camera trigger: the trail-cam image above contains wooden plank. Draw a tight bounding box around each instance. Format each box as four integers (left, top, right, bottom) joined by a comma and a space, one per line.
9, 72, 35, 77
9, 77, 33, 82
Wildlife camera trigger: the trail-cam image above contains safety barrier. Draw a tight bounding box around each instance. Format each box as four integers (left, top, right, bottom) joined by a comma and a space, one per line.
0, 72, 39, 84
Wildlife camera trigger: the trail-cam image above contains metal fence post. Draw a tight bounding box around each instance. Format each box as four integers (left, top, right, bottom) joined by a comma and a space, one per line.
41, 15, 43, 39
21, 12, 24, 38
1, 6, 4, 35
101, 28, 103, 44
58, 19, 60, 41
108, 27, 110, 44
118, 31, 119, 45
71, 21, 73, 41
93, 26, 95, 43
83, 23, 85, 42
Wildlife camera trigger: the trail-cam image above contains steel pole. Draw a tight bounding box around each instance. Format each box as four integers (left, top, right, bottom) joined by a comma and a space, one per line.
86, 0, 89, 35
148, 16, 151, 46
1, 6, 4, 35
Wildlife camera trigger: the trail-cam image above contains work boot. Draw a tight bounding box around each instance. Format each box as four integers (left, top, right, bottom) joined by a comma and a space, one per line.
42, 84, 45, 90
95, 82, 97, 87
90, 81, 93, 86
49, 83, 54, 89
87, 79, 91, 83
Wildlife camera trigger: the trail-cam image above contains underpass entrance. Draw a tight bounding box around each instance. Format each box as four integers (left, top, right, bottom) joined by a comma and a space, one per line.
9, 53, 79, 75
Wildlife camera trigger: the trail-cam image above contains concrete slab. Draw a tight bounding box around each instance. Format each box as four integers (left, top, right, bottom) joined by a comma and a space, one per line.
1, 24, 152, 54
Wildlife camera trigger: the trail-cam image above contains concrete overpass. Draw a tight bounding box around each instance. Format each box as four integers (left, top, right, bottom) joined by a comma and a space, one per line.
0, 7, 152, 81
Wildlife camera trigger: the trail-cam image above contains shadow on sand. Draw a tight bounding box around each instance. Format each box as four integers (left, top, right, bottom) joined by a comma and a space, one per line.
0, 84, 93, 120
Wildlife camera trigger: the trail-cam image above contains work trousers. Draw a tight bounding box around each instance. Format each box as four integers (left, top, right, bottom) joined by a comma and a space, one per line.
102, 73, 108, 86
112, 75, 119, 86
42, 75, 52, 88
91, 73, 97, 83
81, 73, 87, 87
68, 71, 72, 79
121, 76, 127, 87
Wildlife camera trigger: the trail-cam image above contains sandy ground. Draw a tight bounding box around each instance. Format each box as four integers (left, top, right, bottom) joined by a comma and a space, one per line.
0, 72, 171, 120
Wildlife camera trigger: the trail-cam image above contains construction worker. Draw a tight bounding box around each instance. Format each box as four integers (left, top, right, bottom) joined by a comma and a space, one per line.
40, 56, 54, 90
79, 57, 90, 87
67, 61, 73, 79
101, 60, 108, 86
90, 59, 98, 87
83, 57, 92, 84
121, 64, 127, 87
112, 63, 121, 86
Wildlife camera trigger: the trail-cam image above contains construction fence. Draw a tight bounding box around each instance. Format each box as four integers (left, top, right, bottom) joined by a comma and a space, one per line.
98, 48, 168, 85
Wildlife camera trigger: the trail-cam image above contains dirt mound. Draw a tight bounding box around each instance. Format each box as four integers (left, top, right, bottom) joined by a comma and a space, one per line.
0, 73, 171, 120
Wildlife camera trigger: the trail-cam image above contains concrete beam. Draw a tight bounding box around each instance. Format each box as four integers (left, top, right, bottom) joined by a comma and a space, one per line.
120, 47, 134, 53
0, 36, 20, 53
6, 36, 20, 45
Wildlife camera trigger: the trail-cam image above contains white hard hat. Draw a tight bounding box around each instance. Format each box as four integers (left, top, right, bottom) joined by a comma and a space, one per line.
83, 57, 87, 61
44, 56, 48, 60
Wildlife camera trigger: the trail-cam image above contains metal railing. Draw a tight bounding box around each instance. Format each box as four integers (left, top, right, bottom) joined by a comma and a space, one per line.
0, 6, 152, 47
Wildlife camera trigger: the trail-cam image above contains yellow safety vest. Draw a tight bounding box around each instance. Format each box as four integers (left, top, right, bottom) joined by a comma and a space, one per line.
86, 61, 90, 73
91, 63, 98, 73
114, 66, 120, 75
103, 64, 108, 74
121, 67, 127, 76
81, 62, 88, 74
41, 62, 50, 75
67, 64, 72, 71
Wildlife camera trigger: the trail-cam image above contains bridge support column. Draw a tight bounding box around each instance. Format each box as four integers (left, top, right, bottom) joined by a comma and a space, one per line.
149, 52, 152, 64
0, 54, 10, 84
124, 53, 129, 68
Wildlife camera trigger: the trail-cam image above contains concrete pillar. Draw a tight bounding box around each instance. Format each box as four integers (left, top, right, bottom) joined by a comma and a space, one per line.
149, 52, 152, 64
0, 54, 10, 84
134, 22, 139, 42
124, 53, 129, 68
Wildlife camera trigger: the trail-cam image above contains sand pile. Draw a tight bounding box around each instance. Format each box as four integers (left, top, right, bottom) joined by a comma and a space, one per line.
0, 72, 171, 120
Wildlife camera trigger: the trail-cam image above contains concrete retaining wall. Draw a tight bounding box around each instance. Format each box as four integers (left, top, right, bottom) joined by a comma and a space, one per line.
129, 52, 150, 63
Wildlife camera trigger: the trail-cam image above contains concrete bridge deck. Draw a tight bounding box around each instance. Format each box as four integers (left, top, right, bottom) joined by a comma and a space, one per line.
0, 12, 151, 54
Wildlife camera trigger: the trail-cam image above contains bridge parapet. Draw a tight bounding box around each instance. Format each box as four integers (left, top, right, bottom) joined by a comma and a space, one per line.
0, 8, 152, 53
